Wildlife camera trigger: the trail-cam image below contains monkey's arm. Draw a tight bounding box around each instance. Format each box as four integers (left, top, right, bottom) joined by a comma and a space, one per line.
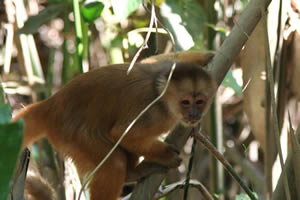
140, 51, 214, 66
110, 124, 181, 169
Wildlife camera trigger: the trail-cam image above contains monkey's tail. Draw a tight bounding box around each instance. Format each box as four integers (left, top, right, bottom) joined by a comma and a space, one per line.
12, 102, 47, 148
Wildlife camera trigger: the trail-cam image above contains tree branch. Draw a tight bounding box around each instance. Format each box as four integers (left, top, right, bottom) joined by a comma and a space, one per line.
129, 0, 272, 199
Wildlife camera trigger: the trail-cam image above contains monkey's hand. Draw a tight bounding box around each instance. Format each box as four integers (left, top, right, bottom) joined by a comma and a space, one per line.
160, 143, 182, 168
112, 128, 182, 168
143, 142, 182, 169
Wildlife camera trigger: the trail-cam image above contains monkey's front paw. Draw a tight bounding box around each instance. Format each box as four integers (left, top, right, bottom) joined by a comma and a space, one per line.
167, 155, 182, 168
162, 145, 182, 168
168, 144, 180, 154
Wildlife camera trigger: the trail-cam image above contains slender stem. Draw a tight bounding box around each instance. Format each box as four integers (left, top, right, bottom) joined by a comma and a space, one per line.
73, 0, 83, 73
261, 2, 291, 200
183, 129, 197, 200
193, 132, 257, 200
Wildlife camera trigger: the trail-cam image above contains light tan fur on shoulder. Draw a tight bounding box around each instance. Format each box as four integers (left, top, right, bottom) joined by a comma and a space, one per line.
140, 51, 214, 66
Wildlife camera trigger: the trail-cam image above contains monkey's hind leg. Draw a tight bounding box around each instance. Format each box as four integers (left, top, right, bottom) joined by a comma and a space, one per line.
89, 157, 127, 200
74, 148, 128, 200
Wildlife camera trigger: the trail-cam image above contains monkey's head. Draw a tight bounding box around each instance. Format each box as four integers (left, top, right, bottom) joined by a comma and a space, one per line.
158, 62, 217, 127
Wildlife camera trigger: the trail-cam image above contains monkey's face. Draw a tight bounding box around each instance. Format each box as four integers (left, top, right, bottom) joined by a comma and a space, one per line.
179, 94, 208, 127
157, 62, 216, 127
166, 70, 216, 127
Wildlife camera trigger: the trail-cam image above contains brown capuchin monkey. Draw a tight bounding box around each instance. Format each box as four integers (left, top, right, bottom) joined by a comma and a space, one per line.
13, 51, 216, 200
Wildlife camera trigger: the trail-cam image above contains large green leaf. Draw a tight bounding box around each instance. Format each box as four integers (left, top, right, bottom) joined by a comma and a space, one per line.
0, 104, 12, 125
0, 121, 24, 200
0, 86, 3, 103
17, 3, 66, 34
111, 0, 142, 20
161, 0, 206, 50
81, 0, 104, 23
0, 85, 11, 124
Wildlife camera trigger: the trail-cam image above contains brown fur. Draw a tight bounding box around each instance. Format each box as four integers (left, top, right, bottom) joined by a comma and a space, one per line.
14, 56, 216, 200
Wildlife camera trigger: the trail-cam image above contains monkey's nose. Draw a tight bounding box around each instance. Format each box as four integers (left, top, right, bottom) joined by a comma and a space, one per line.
188, 109, 201, 120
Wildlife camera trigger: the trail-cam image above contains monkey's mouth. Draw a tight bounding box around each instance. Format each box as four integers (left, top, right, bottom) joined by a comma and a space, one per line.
181, 119, 200, 127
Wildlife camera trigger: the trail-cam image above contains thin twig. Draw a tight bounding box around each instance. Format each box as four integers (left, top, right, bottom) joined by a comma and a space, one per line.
155, 179, 214, 200
183, 128, 197, 200
193, 131, 257, 200
261, 1, 291, 200
287, 112, 300, 199
123, 179, 214, 200
142, 3, 176, 53
127, 28, 168, 35
127, 1, 156, 74
128, 0, 177, 74
4, 24, 13, 74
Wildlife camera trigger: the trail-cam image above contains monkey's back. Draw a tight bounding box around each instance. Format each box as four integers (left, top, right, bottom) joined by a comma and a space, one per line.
39, 63, 170, 142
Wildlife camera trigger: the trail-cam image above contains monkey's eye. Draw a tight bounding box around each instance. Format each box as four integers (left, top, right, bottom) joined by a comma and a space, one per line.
196, 99, 205, 105
181, 100, 191, 105
195, 96, 207, 105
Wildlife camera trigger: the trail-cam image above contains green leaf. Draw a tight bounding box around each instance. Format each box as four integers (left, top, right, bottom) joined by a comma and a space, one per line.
0, 86, 3, 103
0, 121, 24, 200
81, 1, 104, 23
235, 193, 258, 200
235, 193, 250, 200
0, 104, 12, 124
146, 0, 165, 6
111, 0, 142, 20
17, 3, 66, 34
206, 23, 227, 38
160, 0, 206, 50
222, 69, 242, 96
240, 0, 249, 8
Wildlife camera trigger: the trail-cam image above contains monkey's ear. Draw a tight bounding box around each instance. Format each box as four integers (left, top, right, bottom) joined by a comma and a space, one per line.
154, 62, 173, 93
155, 69, 168, 93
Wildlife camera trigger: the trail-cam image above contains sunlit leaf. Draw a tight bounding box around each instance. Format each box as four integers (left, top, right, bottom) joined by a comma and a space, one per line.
235, 193, 258, 200
81, 1, 104, 23
146, 0, 165, 6
17, 3, 66, 34
222, 69, 242, 96
111, 0, 142, 20
206, 23, 227, 38
235, 193, 250, 200
0, 121, 24, 200
160, 0, 206, 50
